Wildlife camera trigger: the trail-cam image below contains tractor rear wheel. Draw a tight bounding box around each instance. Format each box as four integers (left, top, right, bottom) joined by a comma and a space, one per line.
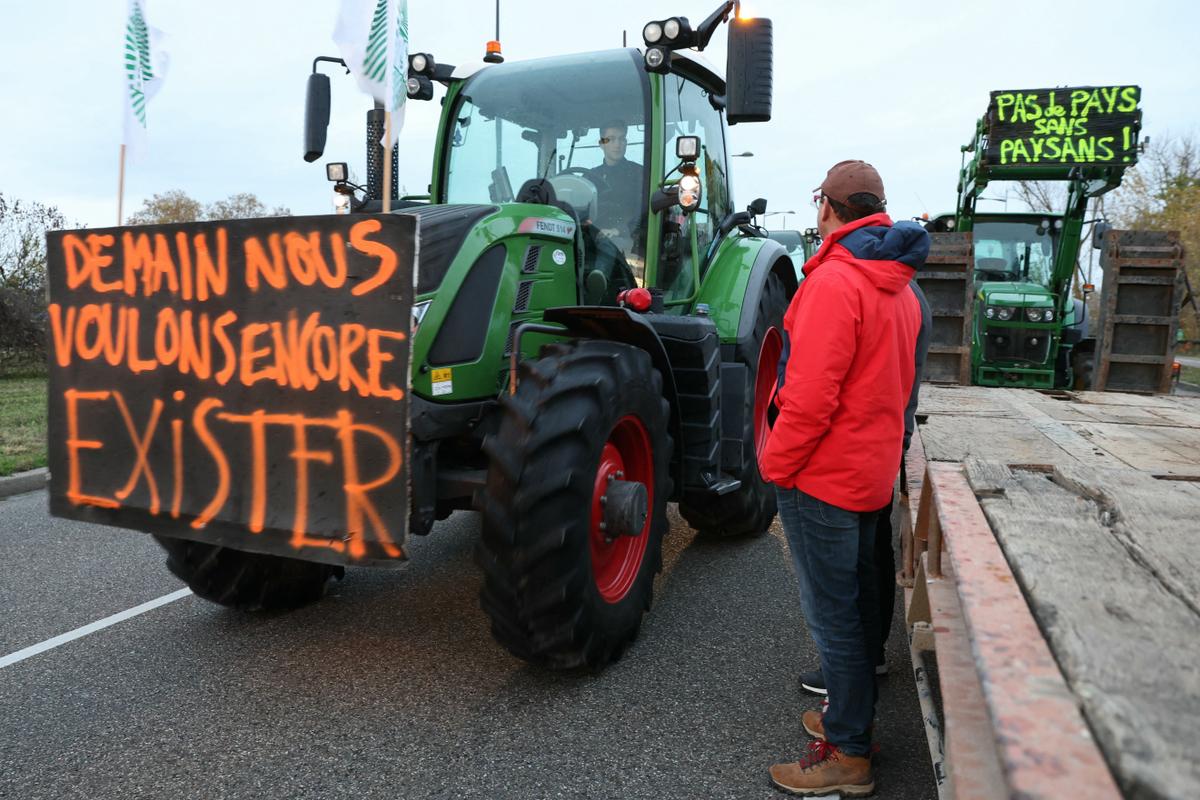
477, 340, 673, 669
680, 271, 790, 539
155, 537, 343, 611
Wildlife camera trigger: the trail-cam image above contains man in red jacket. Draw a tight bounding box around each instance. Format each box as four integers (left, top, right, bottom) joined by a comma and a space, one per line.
762, 160, 927, 796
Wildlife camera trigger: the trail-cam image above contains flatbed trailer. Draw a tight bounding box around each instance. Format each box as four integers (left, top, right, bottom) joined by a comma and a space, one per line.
900, 384, 1200, 800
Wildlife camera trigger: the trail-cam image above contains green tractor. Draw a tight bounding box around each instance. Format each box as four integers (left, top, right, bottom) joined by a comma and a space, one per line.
294, 4, 795, 668
929, 86, 1142, 389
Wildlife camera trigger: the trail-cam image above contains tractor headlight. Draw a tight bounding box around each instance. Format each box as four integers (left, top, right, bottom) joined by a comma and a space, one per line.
987, 305, 1014, 321
1044, 308, 1054, 321
678, 172, 702, 212
1025, 308, 1044, 322
664, 17, 681, 39
643, 21, 663, 43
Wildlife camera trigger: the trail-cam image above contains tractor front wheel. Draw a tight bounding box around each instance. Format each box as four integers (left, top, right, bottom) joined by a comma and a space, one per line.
1071, 340, 1097, 390
155, 537, 344, 611
476, 340, 673, 669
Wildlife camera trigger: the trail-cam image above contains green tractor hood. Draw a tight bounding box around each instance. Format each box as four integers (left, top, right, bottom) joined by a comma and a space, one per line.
407, 201, 582, 402
977, 281, 1054, 308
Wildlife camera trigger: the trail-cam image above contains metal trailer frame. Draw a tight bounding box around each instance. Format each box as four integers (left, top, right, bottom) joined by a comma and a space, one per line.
917, 232, 975, 386
897, 435, 1123, 800
1093, 229, 1186, 394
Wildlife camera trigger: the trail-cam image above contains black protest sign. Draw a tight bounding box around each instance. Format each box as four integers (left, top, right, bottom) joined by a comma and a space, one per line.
984, 86, 1141, 169
45, 214, 415, 565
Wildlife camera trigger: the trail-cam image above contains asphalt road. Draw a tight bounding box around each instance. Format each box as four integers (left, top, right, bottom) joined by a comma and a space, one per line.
0, 489, 936, 800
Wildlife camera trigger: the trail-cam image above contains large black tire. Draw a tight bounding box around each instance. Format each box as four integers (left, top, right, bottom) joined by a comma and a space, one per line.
155, 537, 343, 611
679, 271, 790, 538
1071, 340, 1096, 390
476, 340, 673, 670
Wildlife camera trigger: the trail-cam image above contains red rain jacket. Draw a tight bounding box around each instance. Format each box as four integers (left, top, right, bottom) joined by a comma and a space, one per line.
761, 213, 928, 512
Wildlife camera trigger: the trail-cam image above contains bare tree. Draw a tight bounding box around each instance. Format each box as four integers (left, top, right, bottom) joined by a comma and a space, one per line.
1109, 134, 1200, 340
126, 190, 290, 225
205, 192, 289, 220
0, 193, 70, 373
1014, 181, 1065, 214
126, 189, 204, 225
0, 193, 66, 291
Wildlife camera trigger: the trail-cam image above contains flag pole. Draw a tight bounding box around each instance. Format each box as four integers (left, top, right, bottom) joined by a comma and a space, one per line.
382, 111, 394, 213
117, 144, 127, 225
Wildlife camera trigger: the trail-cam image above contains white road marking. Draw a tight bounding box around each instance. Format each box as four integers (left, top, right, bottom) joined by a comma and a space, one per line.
0, 588, 193, 670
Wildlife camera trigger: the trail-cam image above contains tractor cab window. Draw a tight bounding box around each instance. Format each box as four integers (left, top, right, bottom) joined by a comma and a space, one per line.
972, 219, 1058, 285
443, 50, 651, 303
660, 73, 732, 303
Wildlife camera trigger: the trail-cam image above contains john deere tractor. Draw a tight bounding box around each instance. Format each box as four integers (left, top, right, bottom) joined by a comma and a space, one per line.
231, 4, 789, 669
929, 86, 1143, 389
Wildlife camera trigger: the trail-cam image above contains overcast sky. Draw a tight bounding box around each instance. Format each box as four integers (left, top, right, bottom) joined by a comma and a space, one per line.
2, 0, 1197, 230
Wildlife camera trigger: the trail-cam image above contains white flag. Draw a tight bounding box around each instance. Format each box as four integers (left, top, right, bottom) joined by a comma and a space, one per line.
333, 0, 409, 146
121, 0, 169, 162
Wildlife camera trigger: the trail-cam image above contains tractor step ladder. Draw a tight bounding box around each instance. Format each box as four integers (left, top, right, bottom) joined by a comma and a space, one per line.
917, 233, 975, 385
1093, 229, 1185, 393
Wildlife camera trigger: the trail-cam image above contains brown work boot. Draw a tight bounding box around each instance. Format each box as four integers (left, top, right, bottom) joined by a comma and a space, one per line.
769, 741, 874, 796
803, 704, 875, 748
802, 709, 826, 741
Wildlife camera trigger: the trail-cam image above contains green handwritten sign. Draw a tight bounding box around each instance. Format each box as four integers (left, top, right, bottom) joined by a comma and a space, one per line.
985, 86, 1141, 168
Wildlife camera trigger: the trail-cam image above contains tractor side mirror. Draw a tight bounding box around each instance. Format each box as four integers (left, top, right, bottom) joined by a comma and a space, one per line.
749, 197, 768, 216
304, 72, 332, 163
1093, 221, 1111, 249
726, 16, 773, 124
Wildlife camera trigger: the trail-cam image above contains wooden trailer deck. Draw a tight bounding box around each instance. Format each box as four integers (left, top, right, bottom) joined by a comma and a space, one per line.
901, 384, 1200, 800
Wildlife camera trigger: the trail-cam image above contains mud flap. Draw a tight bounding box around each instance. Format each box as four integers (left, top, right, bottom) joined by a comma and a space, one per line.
44, 214, 416, 567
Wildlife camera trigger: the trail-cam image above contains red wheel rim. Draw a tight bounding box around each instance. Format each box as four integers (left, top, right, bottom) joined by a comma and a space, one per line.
589, 415, 654, 604
754, 327, 784, 463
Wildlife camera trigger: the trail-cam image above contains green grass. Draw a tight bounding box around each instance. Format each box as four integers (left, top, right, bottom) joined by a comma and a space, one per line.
1181, 365, 1200, 386
0, 377, 47, 476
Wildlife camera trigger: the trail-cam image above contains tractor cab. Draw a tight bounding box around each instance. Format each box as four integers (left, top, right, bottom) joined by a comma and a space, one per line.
970, 214, 1059, 286
436, 49, 652, 305
433, 48, 736, 309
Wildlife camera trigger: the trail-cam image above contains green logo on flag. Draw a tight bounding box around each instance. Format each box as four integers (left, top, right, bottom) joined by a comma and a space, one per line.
124, 3, 154, 127
390, 1, 409, 112
364, 0, 389, 83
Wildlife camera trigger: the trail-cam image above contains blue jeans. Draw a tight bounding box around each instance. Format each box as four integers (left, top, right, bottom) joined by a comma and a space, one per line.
776, 486, 880, 756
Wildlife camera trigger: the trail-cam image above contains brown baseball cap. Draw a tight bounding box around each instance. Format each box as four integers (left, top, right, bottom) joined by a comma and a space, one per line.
818, 160, 886, 208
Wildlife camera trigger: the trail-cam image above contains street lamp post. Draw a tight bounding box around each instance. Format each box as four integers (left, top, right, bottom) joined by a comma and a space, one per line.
762, 210, 796, 229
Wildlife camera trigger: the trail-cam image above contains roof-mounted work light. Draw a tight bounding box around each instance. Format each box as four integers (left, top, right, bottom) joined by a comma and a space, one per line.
406, 75, 434, 101
644, 46, 670, 73
408, 52, 436, 76
641, 3, 734, 73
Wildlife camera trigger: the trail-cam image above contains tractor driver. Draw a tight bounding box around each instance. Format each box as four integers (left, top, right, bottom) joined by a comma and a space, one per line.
585, 121, 644, 248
